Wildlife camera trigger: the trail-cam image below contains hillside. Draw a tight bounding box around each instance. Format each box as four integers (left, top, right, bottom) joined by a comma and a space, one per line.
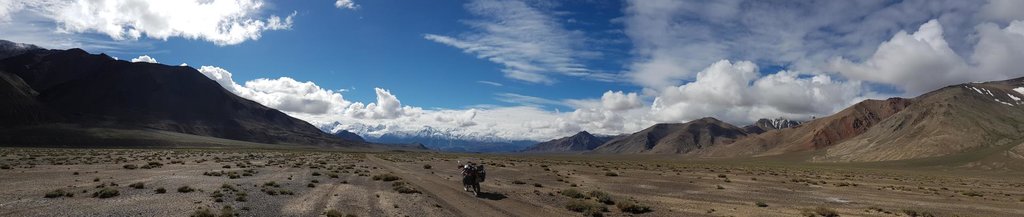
0, 47, 372, 148
695, 98, 912, 157
522, 131, 619, 153
819, 79, 1024, 162
592, 117, 748, 154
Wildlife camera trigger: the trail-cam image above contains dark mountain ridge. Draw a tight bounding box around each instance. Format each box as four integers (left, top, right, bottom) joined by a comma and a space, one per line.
0, 46, 371, 148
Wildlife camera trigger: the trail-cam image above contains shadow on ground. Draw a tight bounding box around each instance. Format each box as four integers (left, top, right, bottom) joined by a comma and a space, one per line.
476, 192, 507, 200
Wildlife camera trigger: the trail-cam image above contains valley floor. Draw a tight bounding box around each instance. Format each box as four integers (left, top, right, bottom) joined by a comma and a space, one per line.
0, 148, 1022, 217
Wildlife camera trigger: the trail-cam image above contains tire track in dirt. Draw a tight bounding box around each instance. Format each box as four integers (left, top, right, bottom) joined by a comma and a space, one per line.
367, 155, 566, 217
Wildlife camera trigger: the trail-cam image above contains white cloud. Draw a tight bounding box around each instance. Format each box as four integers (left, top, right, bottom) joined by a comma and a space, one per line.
344, 88, 416, 119
980, 0, 1024, 23
600, 91, 642, 111
476, 80, 503, 87
832, 19, 1024, 96
130, 55, 157, 63
4, 0, 294, 46
652, 60, 867, 124
496, 92, 571, 108
621, 0, 984, 89
335, 0, 358, 10
424, 0, 603, 84
830, 20, 970, 95
198, 66, 349, 115
970, 20, 1024, 81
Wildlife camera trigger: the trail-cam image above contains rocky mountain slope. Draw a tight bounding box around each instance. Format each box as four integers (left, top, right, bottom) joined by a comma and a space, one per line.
0, 46, 372, 148
522, 131, 619, 153
819, 79, 1024, 162
695, 98, 912, 157
592, 117, 748, 154
741, 118, 802, 134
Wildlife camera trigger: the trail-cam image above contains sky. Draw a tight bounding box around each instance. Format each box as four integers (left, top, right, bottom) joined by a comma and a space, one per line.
2, 0, 1024, 141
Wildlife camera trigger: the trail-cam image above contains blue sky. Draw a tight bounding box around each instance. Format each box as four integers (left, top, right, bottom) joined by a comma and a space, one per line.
67, 0, 636, 112
2, 0, 1023, 141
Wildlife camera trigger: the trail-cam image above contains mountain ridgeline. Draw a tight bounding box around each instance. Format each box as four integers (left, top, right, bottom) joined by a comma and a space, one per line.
523, 131, 619, 153
0, 41, 385, 149
525, 78, 1024, 164
524, 117, 800, 154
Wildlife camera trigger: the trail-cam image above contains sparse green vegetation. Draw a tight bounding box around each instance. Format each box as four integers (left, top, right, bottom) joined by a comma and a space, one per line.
800, 206, 839, 217
391, 181, 421, 194
178, 186, 195, 193
755, 201, 768, 207
92, 188, 119, 198
902, 209, 935, 217
45, 189, 73, 198
129, 182, 145, 189
616, 200, 652, 214
559, 188, 586, 199
372, 174, 401, 181
589, 191, 614, 205
565, 199, 606, 216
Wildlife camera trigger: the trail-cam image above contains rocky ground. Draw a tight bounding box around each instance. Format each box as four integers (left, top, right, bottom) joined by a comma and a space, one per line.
1, 148, 1022, 217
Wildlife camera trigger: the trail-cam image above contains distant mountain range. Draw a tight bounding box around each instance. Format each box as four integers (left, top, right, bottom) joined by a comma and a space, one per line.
525, 117, 800, 154
0, 40, 408, 150
522, 131, 620, 153
523, 77, 1024, 164
321, 122, 537, 152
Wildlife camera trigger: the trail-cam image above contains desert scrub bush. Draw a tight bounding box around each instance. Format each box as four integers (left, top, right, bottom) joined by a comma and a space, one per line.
307, 183, 316, 188
512, 180, 526, 185
589, 190, 610, 204
324, 209, 344, 217
372, 174, 401, 181
0, 164, 10, 169
423, 164, 432, 169
800, 206, 839, 217
755, 201, 768, 207
312, 171, 321, 176
191, 208, 215, 217
616, 200, 652, 214
44, 189, 73, 198
559, 188, 586, 199
92, 188, 119, 198
155, 187, 167, 194
263, 181, 280, 187
178, 186, 195, 193
123, 164, 138, 169
902, 209, 935, 217
961, 191, 984, 197
565, 199, 607, 215
391, 181, 421, 194
533, 183, 543, 188
129, 182, 145, 189
604, 172, 618, 177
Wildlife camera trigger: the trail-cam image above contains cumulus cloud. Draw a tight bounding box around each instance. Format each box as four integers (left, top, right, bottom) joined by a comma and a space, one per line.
4, 0, 294, 46
830, 20, 970, 95
600, 91, 642, 111
335, 0, 358, 9
832, 19, 1024, 96
652, 60, 867, 124
621, 0, 984, 88
130, 55, 157, 63
345, 88, 416, 119
424, 0, 604, 84
198, 66, 348, 115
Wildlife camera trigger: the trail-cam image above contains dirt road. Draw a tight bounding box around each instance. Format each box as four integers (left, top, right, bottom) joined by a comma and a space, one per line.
367, 155, 572, 217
